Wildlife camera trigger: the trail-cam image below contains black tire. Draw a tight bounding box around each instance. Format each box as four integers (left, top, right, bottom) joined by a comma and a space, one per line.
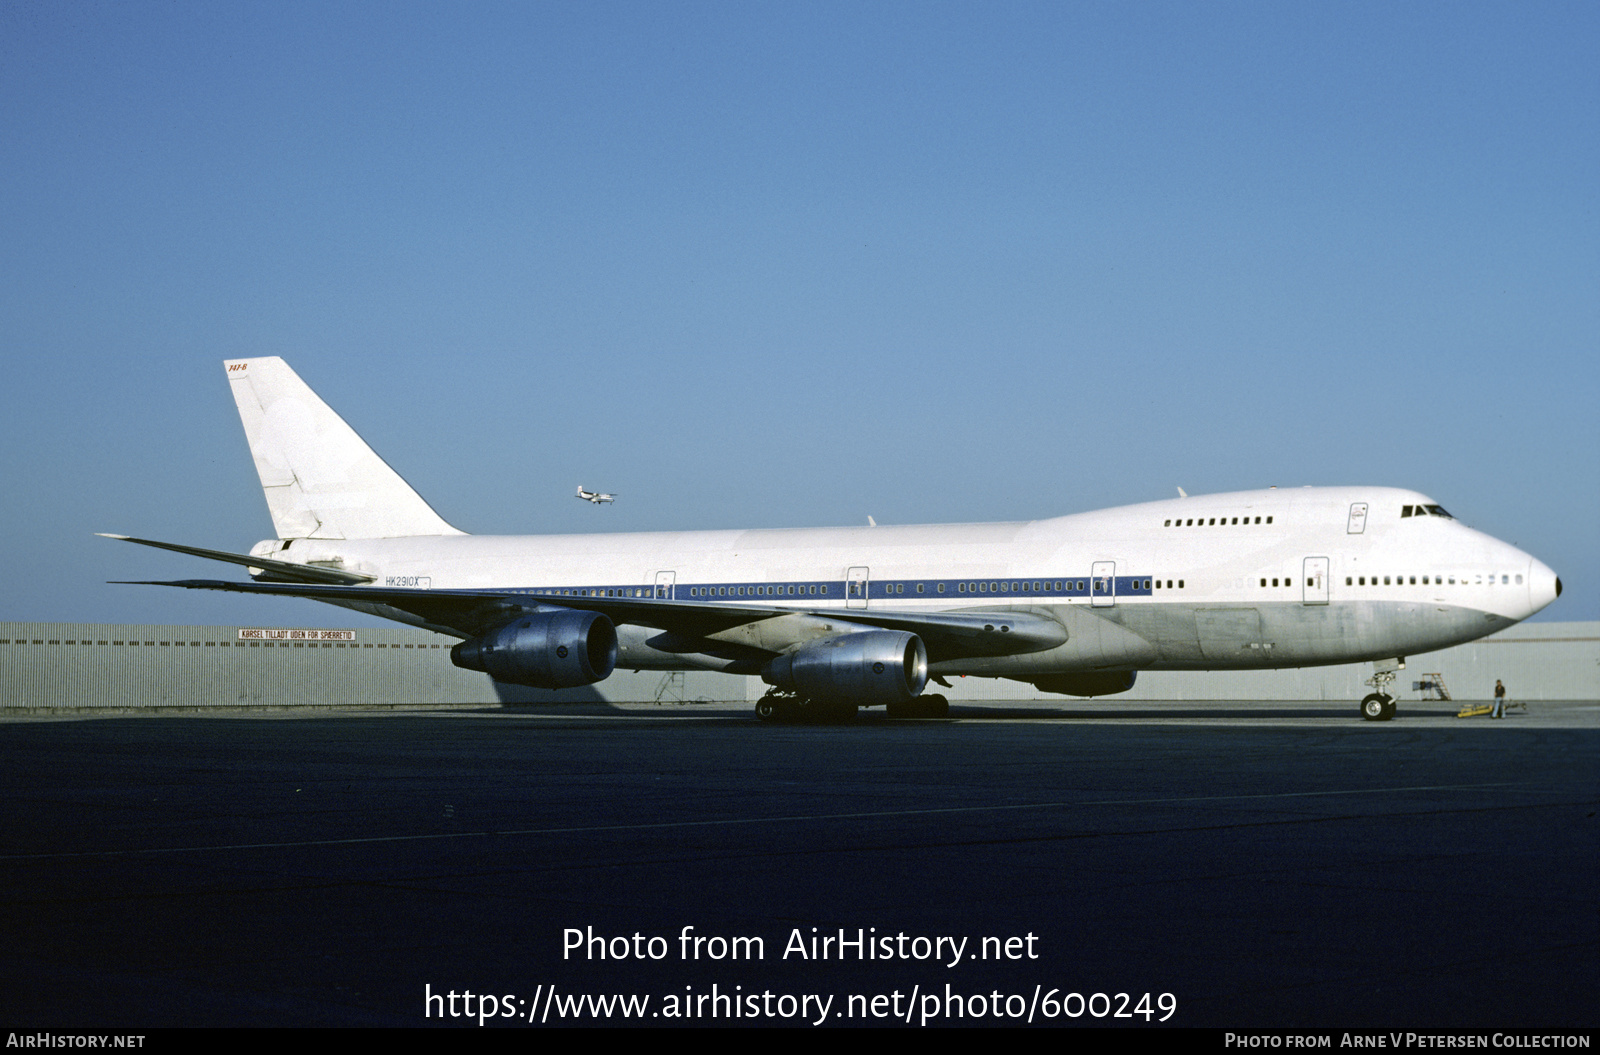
1361, 693, 1388, 721
1380, 696, 1397, 721
755, 695, 779, 722
793, 697, 854, 723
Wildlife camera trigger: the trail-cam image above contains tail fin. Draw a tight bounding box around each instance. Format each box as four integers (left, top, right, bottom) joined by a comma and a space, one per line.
224, 357, 464, 539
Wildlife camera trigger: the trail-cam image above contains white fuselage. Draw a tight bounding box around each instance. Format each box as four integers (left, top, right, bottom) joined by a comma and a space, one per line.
260, 486, 1559, 679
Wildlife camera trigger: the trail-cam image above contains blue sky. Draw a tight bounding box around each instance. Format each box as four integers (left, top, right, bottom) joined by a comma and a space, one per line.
2, 1, 1596, 627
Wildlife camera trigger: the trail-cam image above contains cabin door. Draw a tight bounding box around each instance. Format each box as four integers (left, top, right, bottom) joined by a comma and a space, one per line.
654, 570, 676, 600
847, 566, 870, 609
1302, 557, 1329, 606
1091, 561, 1116, 607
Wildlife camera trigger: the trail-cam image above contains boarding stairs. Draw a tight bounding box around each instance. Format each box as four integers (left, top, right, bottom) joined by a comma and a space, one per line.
1414, 674, 1452, 701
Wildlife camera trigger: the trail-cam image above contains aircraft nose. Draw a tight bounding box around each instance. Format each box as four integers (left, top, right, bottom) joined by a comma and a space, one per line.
1528, 557, 1560, 615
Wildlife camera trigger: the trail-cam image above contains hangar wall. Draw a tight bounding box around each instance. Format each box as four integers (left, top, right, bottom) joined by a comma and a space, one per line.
0, 622, 737, 710
2, 620, 1595, 711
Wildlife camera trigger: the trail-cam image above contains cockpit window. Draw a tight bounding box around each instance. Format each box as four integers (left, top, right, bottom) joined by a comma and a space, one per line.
1425, 505, 1452, 518
1402, 504, 1453, 519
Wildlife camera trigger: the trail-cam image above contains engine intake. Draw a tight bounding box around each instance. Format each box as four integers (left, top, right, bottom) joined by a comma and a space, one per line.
763, 630, 928, 707
451, 609, 617, 689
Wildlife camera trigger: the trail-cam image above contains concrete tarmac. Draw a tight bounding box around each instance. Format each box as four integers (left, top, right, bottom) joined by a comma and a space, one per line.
1, 700, 1595, 1028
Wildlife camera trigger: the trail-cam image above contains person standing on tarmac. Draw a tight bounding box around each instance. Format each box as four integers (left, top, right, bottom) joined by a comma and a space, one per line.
1492, 679, 1506, 719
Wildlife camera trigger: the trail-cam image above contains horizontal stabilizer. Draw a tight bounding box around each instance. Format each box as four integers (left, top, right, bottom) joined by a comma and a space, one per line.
98, 534, 374, 585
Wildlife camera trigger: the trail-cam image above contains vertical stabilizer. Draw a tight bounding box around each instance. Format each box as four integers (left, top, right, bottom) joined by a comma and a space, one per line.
224, 358, 464, 539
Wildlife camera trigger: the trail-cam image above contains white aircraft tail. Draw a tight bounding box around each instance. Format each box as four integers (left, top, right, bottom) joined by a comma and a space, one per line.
224, 357, 464, 540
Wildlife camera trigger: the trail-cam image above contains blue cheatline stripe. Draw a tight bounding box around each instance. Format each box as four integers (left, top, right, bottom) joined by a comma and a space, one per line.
499, 574, 1178, 601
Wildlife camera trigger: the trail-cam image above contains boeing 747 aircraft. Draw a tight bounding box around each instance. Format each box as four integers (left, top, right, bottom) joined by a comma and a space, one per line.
109, 358, 1561, 721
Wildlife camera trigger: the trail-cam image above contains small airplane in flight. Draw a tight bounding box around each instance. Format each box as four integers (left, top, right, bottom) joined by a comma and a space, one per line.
576, 486, 616, 505
108, 357, 1561, 723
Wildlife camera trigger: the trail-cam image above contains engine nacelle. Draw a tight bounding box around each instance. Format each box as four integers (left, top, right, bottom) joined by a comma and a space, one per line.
1031, 671, 1138, 697
763, 630, 928, 707
451, 609, 617, 689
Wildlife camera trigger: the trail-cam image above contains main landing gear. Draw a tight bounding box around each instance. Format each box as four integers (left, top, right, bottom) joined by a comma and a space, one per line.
753, 692, 950, 722
754, 691, 856, 723
887, 694, 949, 719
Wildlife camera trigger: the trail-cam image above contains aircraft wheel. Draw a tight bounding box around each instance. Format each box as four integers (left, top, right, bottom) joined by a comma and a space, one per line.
1380, 696, 1397, 721
755, 695, 779, 722
791, 697, 842, 723
889, 695, 947, 719
1361, 693, 1390, 721
818, 699, 857, 723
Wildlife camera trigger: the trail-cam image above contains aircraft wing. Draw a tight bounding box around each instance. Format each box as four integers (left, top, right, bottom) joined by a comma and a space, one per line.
117, 578, 1067, 660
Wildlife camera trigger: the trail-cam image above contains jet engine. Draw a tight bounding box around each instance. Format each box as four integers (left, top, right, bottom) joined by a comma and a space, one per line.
451, 609, 617, 689
1030, 671, 1138, 697
763, 630, 928, 707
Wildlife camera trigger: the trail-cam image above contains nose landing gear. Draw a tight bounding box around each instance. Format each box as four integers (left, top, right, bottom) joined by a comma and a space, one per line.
1361, 693, 1396, 721
1360, 664, 1402, 721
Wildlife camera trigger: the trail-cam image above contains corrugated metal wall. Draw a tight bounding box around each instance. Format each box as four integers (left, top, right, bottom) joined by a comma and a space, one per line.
0, 623, 740, 710
2, 620, 1595, 710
